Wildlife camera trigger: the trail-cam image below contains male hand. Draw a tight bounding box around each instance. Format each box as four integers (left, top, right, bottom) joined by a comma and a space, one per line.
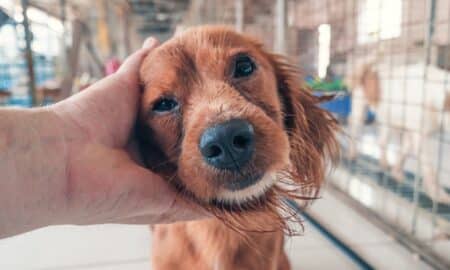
0, 38, 205, 239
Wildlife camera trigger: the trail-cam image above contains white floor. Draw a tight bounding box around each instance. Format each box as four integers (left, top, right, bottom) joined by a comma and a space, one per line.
308, 189, 434, 270
0, 223, 357, 270
0, 225, 151, 270
0, 189, 433, 270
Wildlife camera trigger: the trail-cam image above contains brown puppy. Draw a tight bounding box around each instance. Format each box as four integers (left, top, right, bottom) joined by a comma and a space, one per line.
138, 26, 337, 270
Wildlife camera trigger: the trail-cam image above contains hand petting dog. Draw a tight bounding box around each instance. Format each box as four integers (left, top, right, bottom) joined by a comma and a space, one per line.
137, 26, 337, 270
0, 37, 206, 239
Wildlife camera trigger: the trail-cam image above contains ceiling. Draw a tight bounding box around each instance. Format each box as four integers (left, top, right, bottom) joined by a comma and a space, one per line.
26, 0, 190, 36
128, 0, 190, 35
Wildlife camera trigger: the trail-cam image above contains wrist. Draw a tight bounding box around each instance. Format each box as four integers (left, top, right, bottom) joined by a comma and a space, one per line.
0, 107, 69, 238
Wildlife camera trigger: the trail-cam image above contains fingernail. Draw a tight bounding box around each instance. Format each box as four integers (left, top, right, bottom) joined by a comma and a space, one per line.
143, 37, 159, 49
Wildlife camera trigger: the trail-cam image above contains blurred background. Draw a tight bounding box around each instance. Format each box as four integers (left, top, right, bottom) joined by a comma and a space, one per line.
0, 0, 449, 269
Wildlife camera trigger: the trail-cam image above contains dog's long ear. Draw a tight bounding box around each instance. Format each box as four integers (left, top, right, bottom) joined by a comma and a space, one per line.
268, 54, 338, 194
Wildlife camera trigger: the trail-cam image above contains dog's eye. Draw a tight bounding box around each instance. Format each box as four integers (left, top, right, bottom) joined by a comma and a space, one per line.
233, 55, 255, 78
152, 98, 179, 113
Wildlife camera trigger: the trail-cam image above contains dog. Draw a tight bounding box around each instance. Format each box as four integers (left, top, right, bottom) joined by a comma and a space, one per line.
347, 60, 450, 203
137, 26, 338, 270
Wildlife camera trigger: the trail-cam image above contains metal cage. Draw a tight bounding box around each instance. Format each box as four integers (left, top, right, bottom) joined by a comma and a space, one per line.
292, 0, 450, 267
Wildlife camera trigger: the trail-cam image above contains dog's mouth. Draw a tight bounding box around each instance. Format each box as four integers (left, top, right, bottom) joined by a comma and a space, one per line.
172, 171, 278, 212
214, 172, 277, 204
221, 173, 264, 191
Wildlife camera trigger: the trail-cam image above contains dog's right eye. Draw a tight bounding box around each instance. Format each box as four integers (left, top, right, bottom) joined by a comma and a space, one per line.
152, 98, 179, 113
233, 55, 255, 78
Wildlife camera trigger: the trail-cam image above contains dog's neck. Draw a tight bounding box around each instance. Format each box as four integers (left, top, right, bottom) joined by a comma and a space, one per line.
152, 218, 284, 269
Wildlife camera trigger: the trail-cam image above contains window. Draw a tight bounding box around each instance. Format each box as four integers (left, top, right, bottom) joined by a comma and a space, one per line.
318, 24, 331, 78
0, 0, 14, 10
358, 0, 402, 44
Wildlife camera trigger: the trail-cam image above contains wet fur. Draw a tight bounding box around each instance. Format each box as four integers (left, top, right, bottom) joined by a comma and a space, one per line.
137, 26, 337, 270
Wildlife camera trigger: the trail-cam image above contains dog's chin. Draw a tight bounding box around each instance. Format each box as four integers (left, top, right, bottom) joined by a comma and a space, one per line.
209, 172, 277, 210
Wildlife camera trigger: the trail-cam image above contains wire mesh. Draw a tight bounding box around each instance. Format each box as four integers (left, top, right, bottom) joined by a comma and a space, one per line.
286, 0, 450, 265
0, 0, 449, 265
183, 0, 450, 265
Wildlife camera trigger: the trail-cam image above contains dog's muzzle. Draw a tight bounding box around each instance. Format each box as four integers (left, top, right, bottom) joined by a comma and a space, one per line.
199, 119, 255, 171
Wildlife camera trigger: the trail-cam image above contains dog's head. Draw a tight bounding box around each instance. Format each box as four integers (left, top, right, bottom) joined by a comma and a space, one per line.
138, 26, 337, 233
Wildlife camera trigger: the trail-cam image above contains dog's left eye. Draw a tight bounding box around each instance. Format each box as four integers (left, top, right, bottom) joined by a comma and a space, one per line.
233, 55, 255, 78
152, 98, 179, 113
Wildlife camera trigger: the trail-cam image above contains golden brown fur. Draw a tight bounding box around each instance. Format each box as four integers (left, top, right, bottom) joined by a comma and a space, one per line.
137, 26, 337, 270
346, 63, 380, 106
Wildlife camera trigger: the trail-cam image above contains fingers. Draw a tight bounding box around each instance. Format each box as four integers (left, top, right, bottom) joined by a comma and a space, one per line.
143, 37, 159, 49
117, 37, 159, 77
110, 160, 210, 224
115, 202, 209, 225
115, 214, 207, 225
52, 37, 161, 147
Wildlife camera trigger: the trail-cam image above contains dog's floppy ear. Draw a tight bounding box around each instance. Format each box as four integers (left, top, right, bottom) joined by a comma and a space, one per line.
268, 54, 338, 193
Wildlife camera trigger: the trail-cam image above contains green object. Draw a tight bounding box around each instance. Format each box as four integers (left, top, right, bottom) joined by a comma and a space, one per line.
307, 77, 347, 92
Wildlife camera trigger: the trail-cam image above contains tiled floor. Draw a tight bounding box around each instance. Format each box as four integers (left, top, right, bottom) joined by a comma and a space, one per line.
0, 189, 433, 270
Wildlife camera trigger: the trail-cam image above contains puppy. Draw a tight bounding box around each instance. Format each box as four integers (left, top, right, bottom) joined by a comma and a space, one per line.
138, 26, 337, 270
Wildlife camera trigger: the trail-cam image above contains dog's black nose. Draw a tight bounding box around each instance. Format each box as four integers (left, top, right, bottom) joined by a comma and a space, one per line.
199, 119, 255, 171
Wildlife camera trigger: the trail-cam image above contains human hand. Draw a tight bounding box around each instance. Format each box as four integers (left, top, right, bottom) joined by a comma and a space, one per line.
0, 38, 205, 239
51, 37, 207, 225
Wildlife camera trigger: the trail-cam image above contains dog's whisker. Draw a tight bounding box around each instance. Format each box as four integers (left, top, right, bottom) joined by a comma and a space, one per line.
137, 25, 338, 268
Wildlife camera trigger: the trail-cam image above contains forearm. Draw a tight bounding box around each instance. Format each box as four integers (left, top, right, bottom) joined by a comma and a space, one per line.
0, 108, 67, 238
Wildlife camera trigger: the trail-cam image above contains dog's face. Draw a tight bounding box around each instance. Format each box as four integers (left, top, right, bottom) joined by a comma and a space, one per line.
139, 26, 337, 231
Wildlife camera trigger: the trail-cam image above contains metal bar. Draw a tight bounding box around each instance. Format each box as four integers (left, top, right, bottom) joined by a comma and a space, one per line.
395, 0, 413, 226
345, 0, 358, 193
285, 199, 374, 270
377, 0, 393, 220
122, 6, 131, 56
411, 0, 437, 235
60, 0, 66, 31
21, 0, 37, 106
431, 0, 450, 230
234, 0, 244, 33
274, 0, 287, 54
59, 0, 68, 87
61, 19, 83, 98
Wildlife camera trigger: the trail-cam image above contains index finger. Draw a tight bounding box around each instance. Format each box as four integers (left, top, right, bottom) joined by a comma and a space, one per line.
116, 37, 160, 82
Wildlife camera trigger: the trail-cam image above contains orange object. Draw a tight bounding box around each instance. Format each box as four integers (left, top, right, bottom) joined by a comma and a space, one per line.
137, 26, 338, 270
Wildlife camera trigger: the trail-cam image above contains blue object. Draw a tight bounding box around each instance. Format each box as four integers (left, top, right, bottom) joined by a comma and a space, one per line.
0, 54, 55, 106
315, 91, 351, 122
314, 92, 376, 124
366, 109, 376, 124
0, 8, 12, 27
7, 96, 32, 107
